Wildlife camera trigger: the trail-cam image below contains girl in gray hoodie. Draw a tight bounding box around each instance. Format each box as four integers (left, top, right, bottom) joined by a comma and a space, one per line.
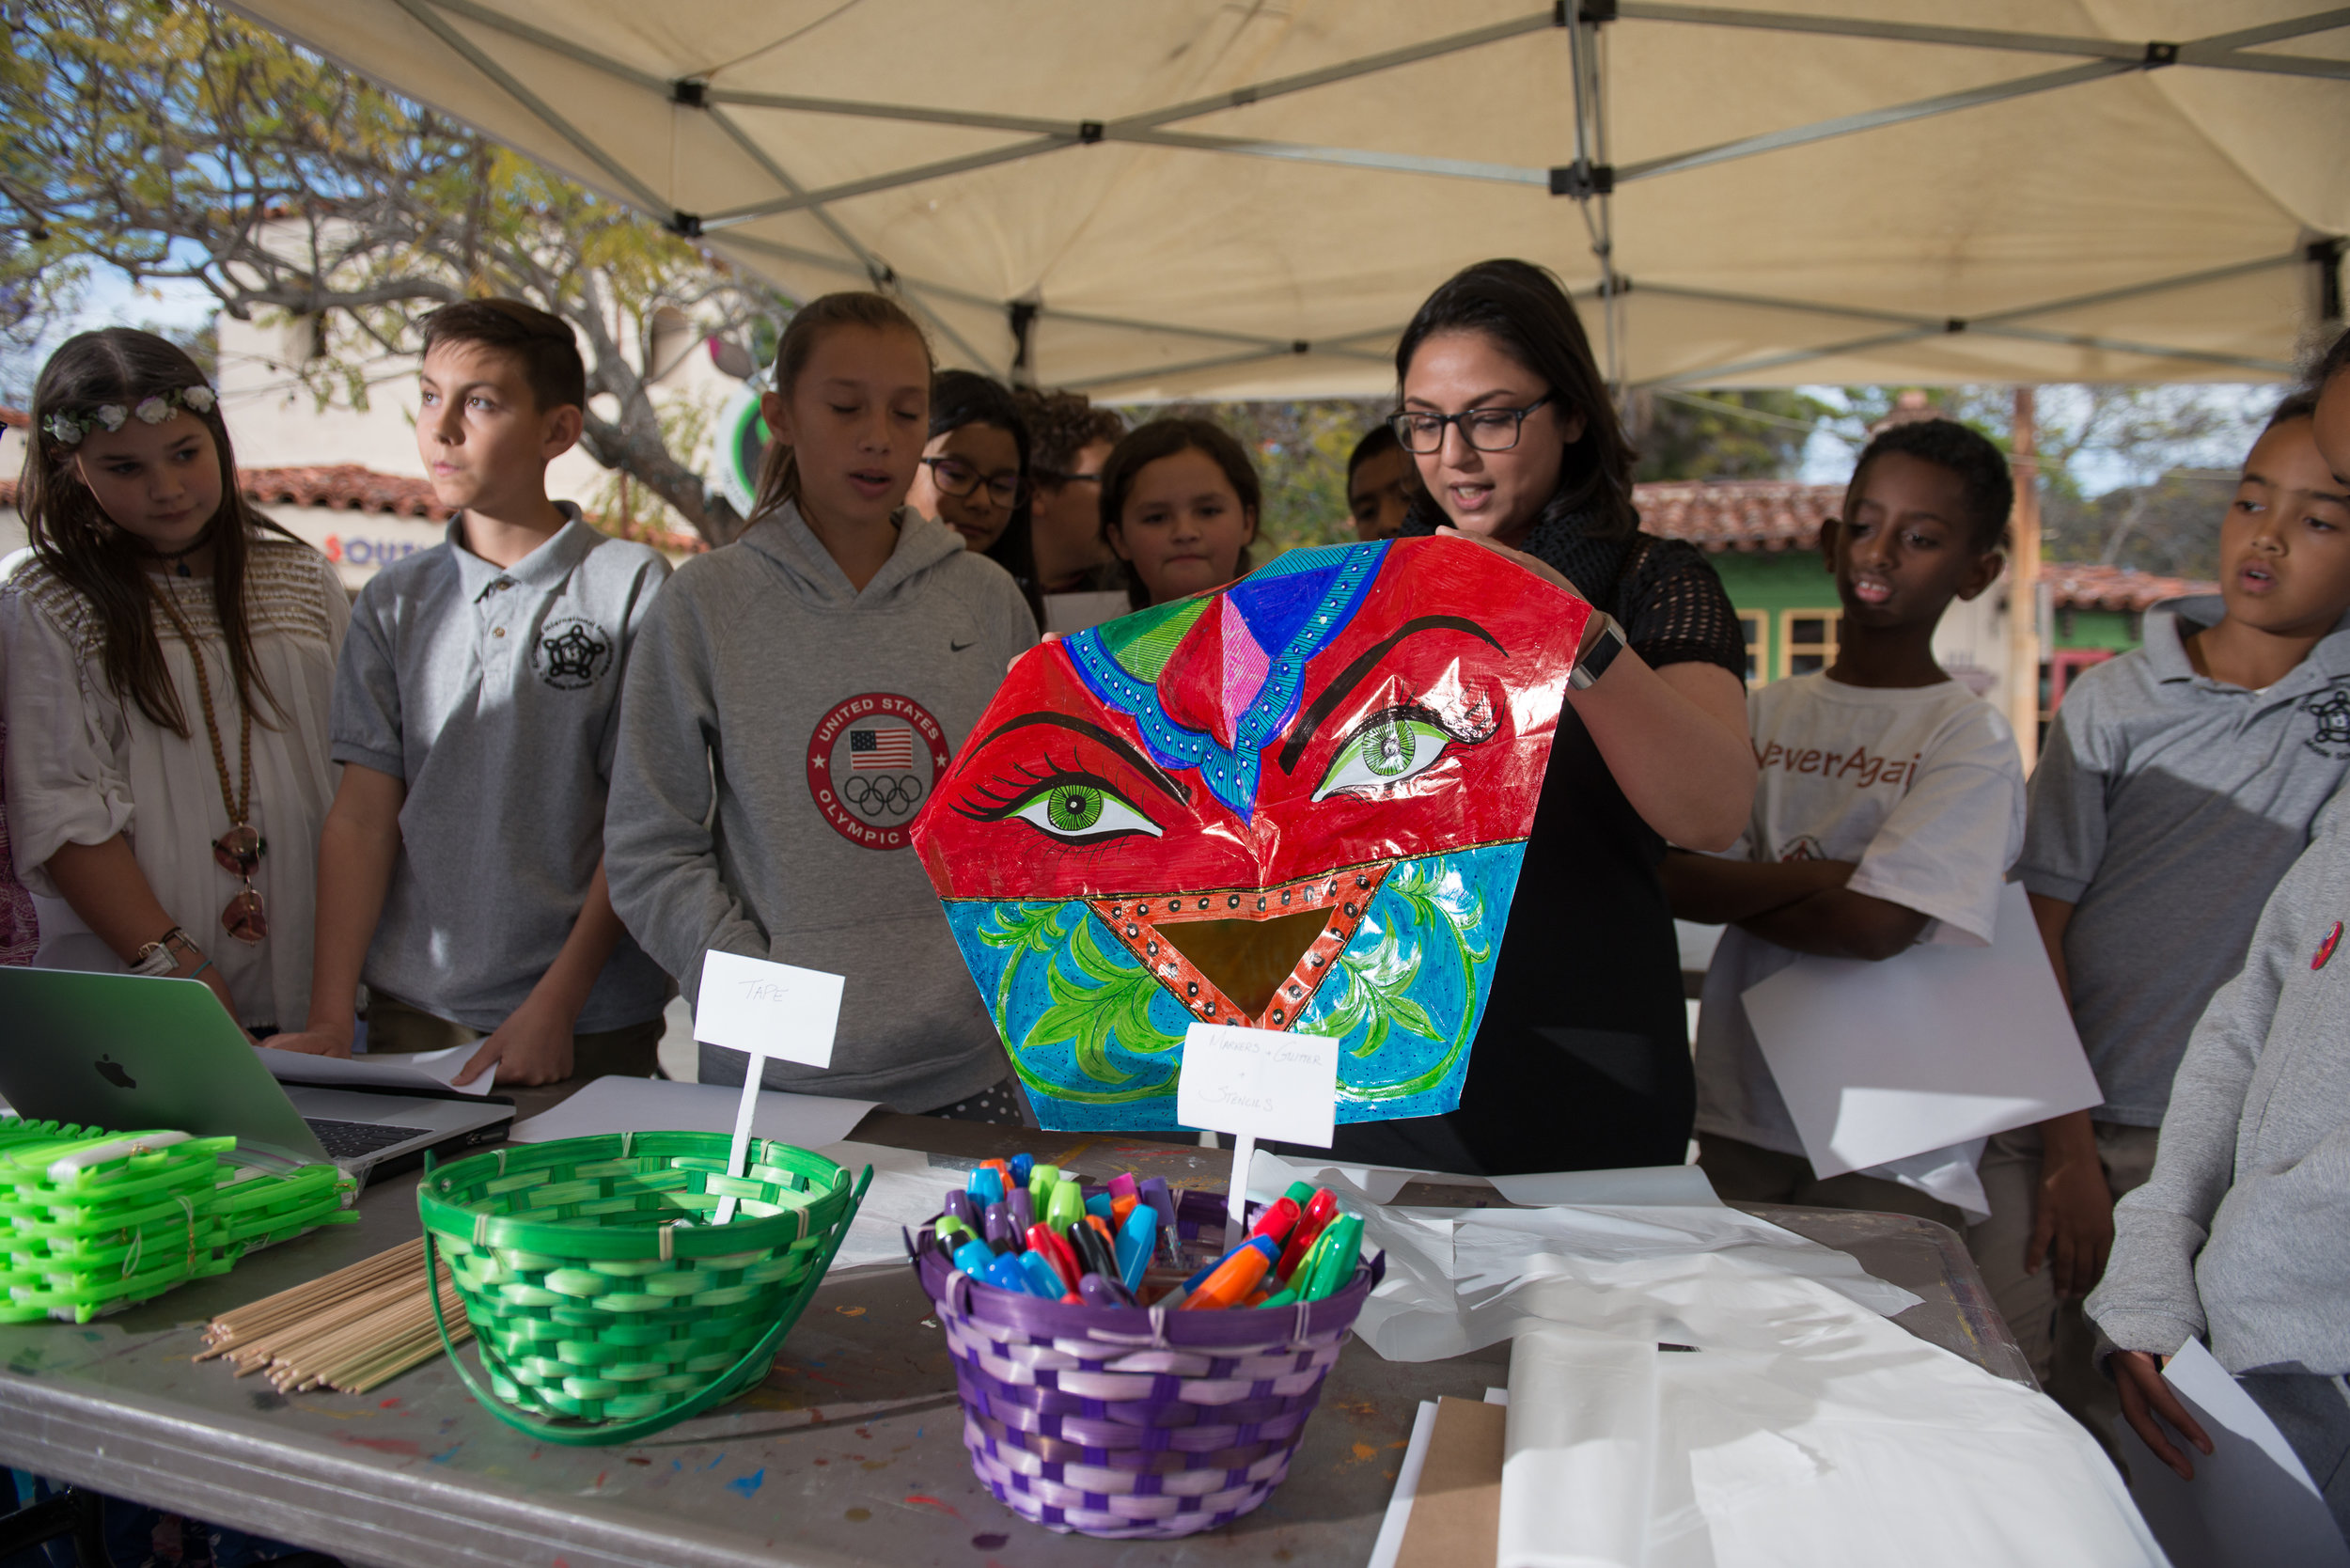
603, 293, 1036, 1116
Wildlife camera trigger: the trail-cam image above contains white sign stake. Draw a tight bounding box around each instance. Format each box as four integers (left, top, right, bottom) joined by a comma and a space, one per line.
694, 953, 844, 1224
1176, 1022, 1339, 1250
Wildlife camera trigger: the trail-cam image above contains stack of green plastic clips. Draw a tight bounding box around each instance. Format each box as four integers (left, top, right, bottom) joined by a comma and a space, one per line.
418, 1132, 870, 1444
0, 1117, 356, 1324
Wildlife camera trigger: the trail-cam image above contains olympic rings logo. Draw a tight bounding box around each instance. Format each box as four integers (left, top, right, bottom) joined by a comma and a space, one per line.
841, 773, 925, 817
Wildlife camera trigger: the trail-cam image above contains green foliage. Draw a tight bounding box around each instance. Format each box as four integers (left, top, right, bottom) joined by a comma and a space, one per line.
0, 0, 784, 540
1632, 388, 1832, 480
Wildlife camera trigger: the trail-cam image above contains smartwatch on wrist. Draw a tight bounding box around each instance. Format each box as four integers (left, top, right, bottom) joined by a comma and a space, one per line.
1569, 614, 1627, 691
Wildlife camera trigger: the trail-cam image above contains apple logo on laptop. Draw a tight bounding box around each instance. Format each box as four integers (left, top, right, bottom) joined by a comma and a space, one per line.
94, 1055, 135, 1090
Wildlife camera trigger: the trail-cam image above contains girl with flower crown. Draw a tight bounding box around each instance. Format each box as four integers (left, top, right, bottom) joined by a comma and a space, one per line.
1, 327, 348, 1033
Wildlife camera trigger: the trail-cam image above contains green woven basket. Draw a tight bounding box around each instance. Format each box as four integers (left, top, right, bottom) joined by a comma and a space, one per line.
418, 1132, 870, 1445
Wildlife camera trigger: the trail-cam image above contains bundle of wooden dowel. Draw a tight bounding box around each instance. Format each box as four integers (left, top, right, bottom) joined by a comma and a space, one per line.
198, 1236, 472, 1395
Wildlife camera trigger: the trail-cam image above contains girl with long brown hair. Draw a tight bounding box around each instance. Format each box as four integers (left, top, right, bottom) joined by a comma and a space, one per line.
603, 292, 1039, 1122
1, 327, 348, 1032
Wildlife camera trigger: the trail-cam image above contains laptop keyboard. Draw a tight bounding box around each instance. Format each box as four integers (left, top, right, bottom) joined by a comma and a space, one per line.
304, 1118, 431, 1158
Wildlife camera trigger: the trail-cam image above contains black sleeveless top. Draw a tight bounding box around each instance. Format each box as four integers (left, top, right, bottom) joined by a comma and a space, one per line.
1319, 499, 1746, 1176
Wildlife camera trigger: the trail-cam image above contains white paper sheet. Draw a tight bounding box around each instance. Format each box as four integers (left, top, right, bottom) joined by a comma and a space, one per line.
1243, 1148, 1445, 1207
819, 1139, 959, 1274
256, 1043, 493, 1096
1499, 1325, 1657, 1568
1491, 1164, 1724, 1209
507, 1075, 876, 1149
1355, 1203, 2162, 1567
2123, 1339, 2350, 1568
1740, 881, 2101, 1178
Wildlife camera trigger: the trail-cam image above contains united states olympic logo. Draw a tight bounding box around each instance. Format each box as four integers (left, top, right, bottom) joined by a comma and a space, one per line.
806, 693, 952, 849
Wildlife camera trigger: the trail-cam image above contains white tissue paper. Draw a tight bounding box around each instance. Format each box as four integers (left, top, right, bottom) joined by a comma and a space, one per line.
1500, 1325, 1658, 1568
1251, 1153, 2163, 1567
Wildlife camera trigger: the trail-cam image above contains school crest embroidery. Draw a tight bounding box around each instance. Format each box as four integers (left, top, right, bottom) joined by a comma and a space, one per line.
2304, 685, 2350, 760
532, 617, 612, 690
910, 538, 1587, 1131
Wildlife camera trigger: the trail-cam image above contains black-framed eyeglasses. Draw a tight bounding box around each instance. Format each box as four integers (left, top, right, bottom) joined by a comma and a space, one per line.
1390, 393, 1556, 455
920, 455, 1026, 509
1031, 467, 1104, 491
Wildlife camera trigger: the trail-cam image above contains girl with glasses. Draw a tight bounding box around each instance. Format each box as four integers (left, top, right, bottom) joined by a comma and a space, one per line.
1323, 259, 1758, 1178
908, 368, 1045, 629
1, 328, 348, 1037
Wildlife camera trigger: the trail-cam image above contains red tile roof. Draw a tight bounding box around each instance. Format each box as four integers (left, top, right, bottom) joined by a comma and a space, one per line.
1635, 479, 1838, 555
1634, 478, 2216, 609
240, 463, 454, 519
0, 462, 709, 554
2041, 560, 2217, 612
0, 407, 26, 430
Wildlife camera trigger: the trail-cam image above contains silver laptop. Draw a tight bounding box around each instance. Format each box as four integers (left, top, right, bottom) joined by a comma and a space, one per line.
0, 967, 510, 1184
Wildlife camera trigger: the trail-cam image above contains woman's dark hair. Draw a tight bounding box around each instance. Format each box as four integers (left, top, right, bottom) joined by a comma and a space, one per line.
750, 291, 932, 520
1393, 259, 1638, 540
930, 368, 1042, 629
20, 328, 297, 734
1099, 417, 1261, 609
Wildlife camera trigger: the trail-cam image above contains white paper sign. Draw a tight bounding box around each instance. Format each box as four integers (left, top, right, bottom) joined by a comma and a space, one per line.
2123, 1338, 2350, 1568
1176, 1022, 1339, 1146
1739, 882, 2102, 1178
693, 951, 843, 1070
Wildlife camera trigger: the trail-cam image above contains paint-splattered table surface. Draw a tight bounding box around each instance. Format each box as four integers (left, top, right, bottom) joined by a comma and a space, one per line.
0, 1102, 2024, 1567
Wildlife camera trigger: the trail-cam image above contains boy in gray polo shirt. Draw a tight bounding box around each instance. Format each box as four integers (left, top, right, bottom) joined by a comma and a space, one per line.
1987, 388, 2350, 1441
272, 300, 669, 1085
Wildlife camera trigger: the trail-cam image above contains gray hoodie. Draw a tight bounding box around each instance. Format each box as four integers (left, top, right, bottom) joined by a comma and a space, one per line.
2086, 788, 2350, 1377
604, 504, 1036, 1111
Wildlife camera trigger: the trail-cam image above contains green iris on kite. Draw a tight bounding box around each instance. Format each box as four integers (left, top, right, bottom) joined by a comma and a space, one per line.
1314, 711, 1455, 800
1008, 779, 1162, 842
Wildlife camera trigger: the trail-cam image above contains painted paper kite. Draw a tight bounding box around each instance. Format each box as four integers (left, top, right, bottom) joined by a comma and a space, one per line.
911, 537, 1588, 1131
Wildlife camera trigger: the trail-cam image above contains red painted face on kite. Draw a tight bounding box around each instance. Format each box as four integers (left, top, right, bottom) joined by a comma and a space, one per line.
911, 536, 1589, 1132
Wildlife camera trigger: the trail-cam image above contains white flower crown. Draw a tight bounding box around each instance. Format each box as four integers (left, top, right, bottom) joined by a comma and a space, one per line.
41, 384, 217, 447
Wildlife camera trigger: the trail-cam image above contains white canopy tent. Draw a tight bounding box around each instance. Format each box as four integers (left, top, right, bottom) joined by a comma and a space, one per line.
224, 0, 2350, 399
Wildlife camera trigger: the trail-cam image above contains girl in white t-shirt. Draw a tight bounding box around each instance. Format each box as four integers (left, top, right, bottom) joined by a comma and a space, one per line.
2, 328, 348, 1031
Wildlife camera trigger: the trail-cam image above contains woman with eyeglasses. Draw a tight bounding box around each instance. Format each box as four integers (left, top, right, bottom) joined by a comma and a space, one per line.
907, 369, 1045, 629
1325, 258, 1758, 1177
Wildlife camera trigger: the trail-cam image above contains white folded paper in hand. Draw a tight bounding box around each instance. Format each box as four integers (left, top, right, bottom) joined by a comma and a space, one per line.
1500, 1325, 1658, 1568
256, 1043, 493, 1096
1741, 882, 2100, 1178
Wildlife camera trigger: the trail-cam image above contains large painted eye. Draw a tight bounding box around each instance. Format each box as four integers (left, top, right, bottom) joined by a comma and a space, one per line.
1007, 780, 1163, 841
1314, 711, 1455, 801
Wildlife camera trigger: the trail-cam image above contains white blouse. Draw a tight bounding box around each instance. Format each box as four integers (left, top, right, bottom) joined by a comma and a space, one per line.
1, 536, 349, 1027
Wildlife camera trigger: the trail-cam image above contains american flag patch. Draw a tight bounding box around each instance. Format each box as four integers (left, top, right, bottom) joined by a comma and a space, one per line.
849, 727, 915, 770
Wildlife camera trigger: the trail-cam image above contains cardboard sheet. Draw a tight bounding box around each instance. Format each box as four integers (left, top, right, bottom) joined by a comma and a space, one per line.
1740, 882, 2101, 1178
1394, 1396, 1506, 1568
506, 1075, 876, 1150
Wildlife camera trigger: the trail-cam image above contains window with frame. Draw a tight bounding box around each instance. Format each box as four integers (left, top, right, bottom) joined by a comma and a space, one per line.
1737, 611, 1764, 684
1778, 608, 1841, 679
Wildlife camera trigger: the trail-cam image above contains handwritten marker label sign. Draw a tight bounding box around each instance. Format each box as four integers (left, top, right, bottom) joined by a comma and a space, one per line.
694, 952, 843, 1069
1179, 1023, 1338, 1246
695, 953, 845, 1225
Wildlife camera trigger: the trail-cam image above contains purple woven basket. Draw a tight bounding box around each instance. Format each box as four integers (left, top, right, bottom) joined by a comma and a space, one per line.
908, 1190, 1384, 1539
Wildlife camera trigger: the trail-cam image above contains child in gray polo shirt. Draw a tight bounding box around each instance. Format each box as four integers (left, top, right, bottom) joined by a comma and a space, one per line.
272, 300, 670, 1086
1998, 386, 2350, 1445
